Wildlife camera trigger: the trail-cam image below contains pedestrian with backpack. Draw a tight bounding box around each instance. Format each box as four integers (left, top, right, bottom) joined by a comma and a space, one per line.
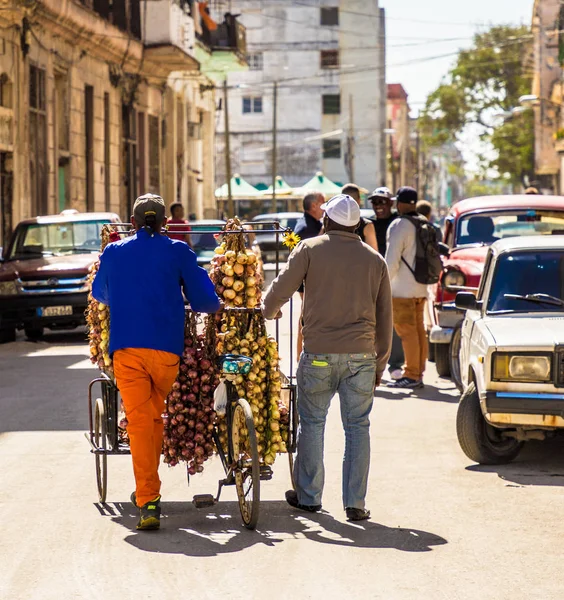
385, 187, 442, 389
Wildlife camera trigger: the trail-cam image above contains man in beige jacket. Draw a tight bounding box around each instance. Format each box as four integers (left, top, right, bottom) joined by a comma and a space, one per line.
262, 194, 392, 522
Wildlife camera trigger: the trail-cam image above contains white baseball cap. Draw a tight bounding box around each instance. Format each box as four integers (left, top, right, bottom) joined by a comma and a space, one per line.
320, 194, 361, 227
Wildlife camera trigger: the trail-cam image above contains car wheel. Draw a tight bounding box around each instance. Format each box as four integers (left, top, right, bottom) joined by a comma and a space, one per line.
24, 326, 44, 341
449, 324, 463, 392
435, 343, 451, 377
0, 327, 16, 344
456, 382, 523, 465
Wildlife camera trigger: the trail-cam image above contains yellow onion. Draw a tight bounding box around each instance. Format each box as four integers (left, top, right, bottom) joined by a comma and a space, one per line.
233, 263, 245, 276
232, 280, 245, 293
223, 289, 236, 300
246, 276, 256, 287
234, 295, 244, 306
222, 276, 234, 288
236, 252, 248, 264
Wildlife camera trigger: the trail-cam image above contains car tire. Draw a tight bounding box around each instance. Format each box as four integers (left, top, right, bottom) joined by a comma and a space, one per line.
449, 324, 463, 392
456, 382, 523, 465
428, 339, 436, 363
435, 343, 451, 377
0, 327, 16, 344
24, 326, 44, 341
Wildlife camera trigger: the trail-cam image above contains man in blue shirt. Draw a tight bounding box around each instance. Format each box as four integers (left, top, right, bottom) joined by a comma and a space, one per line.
92, 193, 220, 530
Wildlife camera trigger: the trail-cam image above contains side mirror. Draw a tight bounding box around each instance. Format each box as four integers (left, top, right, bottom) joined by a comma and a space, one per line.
455, 291, 481, 311
438, 242, 450, 257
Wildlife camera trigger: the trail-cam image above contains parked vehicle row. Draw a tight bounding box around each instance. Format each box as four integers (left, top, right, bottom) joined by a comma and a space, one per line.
430, 195, 564, 389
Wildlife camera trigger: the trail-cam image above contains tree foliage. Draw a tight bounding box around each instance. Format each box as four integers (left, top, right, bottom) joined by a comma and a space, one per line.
420, 25, 534, 185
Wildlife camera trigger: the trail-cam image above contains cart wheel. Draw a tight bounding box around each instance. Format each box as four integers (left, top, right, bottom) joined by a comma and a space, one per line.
231, 398, 260, 529
94, 397, 108, 503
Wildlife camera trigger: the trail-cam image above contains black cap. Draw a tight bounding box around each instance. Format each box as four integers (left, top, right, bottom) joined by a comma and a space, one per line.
396, 186, 418, 204
133, 193, 166, 226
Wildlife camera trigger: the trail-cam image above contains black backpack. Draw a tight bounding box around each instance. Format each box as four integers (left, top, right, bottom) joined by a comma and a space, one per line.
400, 215, 443, 284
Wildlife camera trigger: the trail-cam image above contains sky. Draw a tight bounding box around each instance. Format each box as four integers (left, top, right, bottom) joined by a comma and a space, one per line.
380, 0, 535, 113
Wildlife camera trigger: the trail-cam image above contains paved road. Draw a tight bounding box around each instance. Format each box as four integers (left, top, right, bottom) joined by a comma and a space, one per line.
2, 325, 564, 600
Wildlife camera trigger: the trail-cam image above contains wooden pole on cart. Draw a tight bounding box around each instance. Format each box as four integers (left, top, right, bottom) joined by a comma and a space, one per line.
271, 81, 278, 213
348, 93, 355, 183
223, 79, 234, 218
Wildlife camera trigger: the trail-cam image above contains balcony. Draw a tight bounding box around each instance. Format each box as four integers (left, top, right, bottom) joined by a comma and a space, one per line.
195, 11, 248, 80
141, 0, 199, 72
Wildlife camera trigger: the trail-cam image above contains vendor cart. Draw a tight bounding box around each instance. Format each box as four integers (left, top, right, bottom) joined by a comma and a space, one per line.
85, 221, 298, 530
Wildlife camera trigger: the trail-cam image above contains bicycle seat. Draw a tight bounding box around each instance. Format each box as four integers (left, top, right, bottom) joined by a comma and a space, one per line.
217, 354, 253, 375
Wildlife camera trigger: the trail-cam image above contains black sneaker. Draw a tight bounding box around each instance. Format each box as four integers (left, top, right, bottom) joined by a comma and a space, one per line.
285, 489, 321, 513
132, 493, 161, 531
346, 507, 371, 521
387, 377, 424, 389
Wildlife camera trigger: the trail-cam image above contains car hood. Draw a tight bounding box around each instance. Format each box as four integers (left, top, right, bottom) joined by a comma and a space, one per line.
484, 315, 564, 348
445, 246, 489, 276
0, 253, 98, 281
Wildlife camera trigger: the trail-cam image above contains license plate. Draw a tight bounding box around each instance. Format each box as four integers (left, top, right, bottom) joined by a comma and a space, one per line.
40, 305, 73, 317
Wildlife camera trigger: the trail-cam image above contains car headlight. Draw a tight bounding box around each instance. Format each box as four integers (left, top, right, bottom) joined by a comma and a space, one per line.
492, 352, 552, 382
0, 280, 18, 296
442, 268, 466, 292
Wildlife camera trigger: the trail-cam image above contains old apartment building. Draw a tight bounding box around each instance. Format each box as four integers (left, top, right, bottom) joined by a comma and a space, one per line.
0, 0, 247, 247
215, 0, 386, 190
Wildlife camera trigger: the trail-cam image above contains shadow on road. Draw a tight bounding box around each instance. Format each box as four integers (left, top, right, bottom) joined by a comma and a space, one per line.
466, 437, 564, 487
97, 500, 447, 556
376, 381, 460, 404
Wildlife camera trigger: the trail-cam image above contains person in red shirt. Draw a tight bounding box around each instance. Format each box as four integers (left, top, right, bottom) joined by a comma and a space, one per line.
167, 203, 192, 247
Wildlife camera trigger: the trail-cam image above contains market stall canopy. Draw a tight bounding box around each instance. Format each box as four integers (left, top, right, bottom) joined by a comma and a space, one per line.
262, 176, 294, 196
294, 171, 342, 197
215, 174, 264, 198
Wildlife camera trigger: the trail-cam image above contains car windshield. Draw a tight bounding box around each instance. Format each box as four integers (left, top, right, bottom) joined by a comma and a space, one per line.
7, 220, 109, 260
456, 210, 564, 247
487, 250, 564, 313
253, 218, 298, 233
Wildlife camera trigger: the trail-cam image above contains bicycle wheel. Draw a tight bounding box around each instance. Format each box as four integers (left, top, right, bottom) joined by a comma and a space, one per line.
94, 397, 108, 503
230, 398, 260, 529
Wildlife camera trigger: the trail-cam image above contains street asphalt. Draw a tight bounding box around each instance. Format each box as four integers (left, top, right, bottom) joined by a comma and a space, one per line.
2, 314, 564, 600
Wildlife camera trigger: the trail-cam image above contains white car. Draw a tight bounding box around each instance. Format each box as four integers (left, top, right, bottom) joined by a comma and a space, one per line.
455, 236, 564, 465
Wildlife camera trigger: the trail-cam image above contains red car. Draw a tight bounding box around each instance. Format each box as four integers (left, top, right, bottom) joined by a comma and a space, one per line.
430, 195, 564, 387
0, 212, 120, 342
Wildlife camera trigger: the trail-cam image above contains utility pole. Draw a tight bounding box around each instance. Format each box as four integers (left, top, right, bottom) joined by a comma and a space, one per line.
415, 127, 421, 198
271, 81, 278, 213
388, 119, 397, 193
348, 94, 355, 183
223, 79, 233, 217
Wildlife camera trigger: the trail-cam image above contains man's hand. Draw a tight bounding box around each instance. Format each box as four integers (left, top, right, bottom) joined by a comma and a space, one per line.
261, 303, 283, 319
375, 374, 382, 388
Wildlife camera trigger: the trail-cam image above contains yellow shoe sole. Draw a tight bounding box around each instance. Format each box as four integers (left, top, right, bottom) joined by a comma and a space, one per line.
136, 516, 160, 531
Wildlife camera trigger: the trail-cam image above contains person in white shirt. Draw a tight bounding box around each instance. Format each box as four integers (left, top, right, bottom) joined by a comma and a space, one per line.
385, 187, 428, 389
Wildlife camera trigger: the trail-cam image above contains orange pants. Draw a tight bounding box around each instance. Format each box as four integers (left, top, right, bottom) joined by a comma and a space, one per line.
392, 297, 428, 381
113, 348, 179, 507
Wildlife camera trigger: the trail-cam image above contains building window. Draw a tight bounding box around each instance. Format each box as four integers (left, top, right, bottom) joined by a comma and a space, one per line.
323, 139, 341, 159
242, 96, 263, 114
85, 85, 94, 212
247, 52, 263, 71
322, 94, 340, 114
320, 7, 339, 26
29, 65, 47, 215
320, 50, 339, 69
148, 114, 160, 191
0, 74, 13, 109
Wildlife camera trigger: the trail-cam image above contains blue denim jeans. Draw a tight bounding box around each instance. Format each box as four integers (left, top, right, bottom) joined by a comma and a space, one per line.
389, 328, 405, 372
294, 352, 377, 510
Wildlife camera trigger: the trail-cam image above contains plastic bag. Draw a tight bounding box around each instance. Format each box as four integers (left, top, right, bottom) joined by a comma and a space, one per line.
214, 380, 228, 417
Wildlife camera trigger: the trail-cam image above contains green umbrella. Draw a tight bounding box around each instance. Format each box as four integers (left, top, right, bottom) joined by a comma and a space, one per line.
263, 175, 294, 196
215, 173, 264, 198
295, 171, 342, 197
